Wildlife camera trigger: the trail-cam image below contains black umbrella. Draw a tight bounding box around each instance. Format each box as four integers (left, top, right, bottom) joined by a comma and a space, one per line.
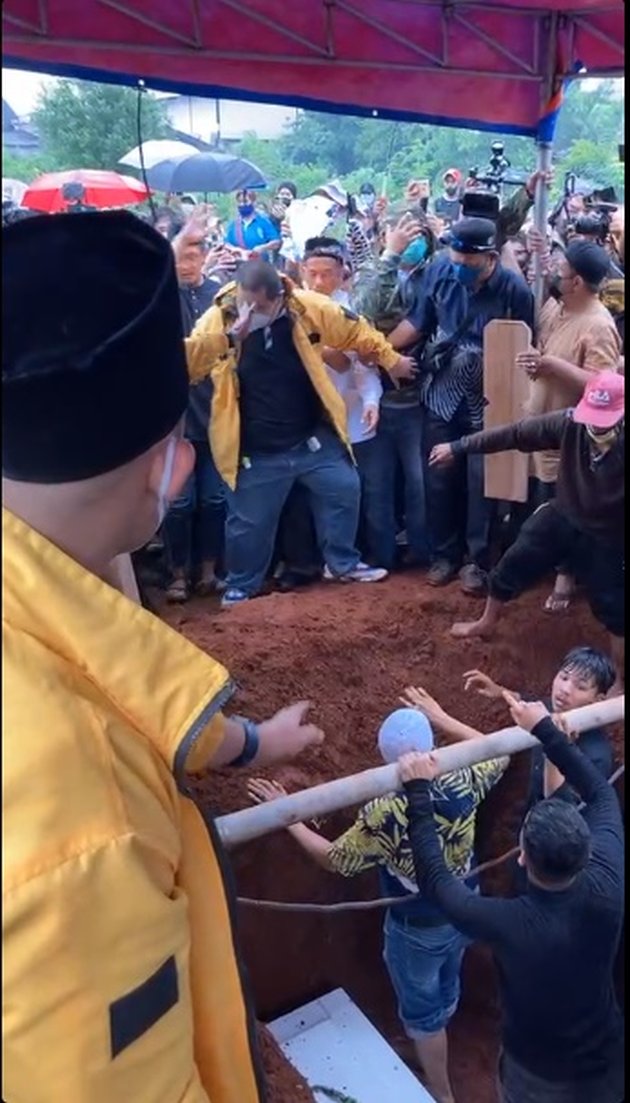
144, 152, 267, 194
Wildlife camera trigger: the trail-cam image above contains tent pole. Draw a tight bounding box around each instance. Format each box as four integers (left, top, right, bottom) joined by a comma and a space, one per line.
532, 139, 552, 310
215, 696, 624, 848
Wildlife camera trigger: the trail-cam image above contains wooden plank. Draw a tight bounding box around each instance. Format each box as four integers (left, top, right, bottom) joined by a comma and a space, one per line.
483, 319, 531, 503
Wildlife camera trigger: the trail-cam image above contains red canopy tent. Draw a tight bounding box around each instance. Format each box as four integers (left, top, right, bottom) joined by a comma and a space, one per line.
2, 0, 624, 137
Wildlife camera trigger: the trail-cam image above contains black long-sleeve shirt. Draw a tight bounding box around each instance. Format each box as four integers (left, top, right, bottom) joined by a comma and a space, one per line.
404, 717, 624, 1084
452, 409, 624, 547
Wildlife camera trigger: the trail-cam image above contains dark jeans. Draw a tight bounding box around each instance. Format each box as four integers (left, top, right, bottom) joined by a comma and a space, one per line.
275, 483, 320, 577
490, 502, 625, 637
425, 409, 493, 570
498, 1049, 624, 1103
163, 439, 225, 577
356, 404, 429, 570
224, 427, 361, 596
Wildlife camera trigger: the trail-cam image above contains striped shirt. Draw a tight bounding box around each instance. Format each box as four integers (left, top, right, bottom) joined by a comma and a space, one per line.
409, 254, 534, 426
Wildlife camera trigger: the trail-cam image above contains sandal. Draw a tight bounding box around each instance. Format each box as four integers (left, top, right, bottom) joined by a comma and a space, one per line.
166, 578, 190, 604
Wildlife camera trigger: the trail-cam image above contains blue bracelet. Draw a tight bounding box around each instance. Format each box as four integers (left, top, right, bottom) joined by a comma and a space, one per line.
228, 718, 260, 768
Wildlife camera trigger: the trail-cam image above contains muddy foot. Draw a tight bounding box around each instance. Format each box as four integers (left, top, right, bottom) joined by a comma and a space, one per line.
450, 619, 495, 639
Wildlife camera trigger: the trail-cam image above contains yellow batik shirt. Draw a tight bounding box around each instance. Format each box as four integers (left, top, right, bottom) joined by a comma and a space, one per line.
328, 758, 508, 886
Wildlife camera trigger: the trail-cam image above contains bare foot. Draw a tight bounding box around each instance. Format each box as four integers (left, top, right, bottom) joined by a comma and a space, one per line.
450, 618, 495, 639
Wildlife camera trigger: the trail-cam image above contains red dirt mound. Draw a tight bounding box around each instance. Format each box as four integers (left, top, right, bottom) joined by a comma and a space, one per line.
160, 573, 620, 1103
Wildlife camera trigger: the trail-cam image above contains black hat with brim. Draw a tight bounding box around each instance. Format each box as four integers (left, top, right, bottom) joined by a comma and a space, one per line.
3, 210, 189, 483
441, 217, 498, 254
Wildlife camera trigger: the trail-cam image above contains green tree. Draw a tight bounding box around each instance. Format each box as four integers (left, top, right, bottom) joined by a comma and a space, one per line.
33, 80, 168, 170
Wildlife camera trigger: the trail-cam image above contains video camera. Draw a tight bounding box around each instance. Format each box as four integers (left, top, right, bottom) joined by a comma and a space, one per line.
556, 173, 619, 244
468, 140, 528, 195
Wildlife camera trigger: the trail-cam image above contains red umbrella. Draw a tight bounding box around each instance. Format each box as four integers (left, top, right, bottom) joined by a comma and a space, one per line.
22, 169, 150, 213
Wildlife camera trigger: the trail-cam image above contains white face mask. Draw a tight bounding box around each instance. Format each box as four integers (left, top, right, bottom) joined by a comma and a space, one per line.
156, 436, 178, 526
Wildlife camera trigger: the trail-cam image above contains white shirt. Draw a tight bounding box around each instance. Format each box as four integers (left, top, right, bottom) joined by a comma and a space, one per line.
326, 290, 383, 444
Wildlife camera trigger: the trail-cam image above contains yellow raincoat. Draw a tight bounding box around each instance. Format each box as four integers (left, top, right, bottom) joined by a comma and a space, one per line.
2, 508, 262, 1103
185, 279, 402, 489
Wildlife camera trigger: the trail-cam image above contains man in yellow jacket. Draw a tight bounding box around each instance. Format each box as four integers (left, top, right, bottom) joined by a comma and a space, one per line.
181, 238, 416, 607
2, 210, 325, 1103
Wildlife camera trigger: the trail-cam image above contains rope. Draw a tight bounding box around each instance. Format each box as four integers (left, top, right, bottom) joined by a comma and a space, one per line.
236, 763, 624, 914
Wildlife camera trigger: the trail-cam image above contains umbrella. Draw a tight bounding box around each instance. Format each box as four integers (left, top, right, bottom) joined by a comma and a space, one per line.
3, 178, 27, 204
144, 152, 267, 195
22, 170, 150, 213
119, 139, 200, 170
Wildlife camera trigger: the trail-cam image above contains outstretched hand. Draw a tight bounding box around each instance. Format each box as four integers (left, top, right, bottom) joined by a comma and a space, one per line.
400, 685, 446, 725
463, 670, 503, 700
247, 778, 288, 805
258, 700, 325, 761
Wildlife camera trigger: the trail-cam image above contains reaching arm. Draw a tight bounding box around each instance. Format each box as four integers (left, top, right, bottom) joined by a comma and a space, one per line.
402, 773, 517, 942
453, 409, 568, 458
531, 717, 622, 840
286, 823, 334, 870
316, 297, 408, 377
185, 703, 324, 772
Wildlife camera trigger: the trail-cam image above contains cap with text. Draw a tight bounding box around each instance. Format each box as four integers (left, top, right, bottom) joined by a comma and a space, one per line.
573, 370, 625, 429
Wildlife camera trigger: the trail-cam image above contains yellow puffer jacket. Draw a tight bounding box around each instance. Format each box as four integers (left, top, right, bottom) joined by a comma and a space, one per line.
2, 509, 262, 1103
185, 278, 401, 489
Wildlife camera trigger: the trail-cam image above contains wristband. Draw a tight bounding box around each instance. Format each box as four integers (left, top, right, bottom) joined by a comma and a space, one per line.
228, 718, 260, 768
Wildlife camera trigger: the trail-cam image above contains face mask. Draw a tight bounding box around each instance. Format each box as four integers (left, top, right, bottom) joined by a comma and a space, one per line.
445, 185, 458, 197
249, 311, 273, 331
238, 203, 254, 218
400, 237, 428, 268
454, 262, 482, 287
586, 424, 619, 450
156, 436, 178, 527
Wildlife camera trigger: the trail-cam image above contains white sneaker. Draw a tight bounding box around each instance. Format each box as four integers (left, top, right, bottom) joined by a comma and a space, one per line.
323, 562, 388, 584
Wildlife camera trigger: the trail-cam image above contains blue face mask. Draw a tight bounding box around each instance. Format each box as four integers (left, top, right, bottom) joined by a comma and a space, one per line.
400, 236, 428, 268
238, 203, 255, 218
454, 262, 481, 287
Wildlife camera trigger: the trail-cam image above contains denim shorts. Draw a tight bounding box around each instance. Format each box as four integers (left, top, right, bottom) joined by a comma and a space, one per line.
383, 911, 468, 1037
498, 1049, 625, 1103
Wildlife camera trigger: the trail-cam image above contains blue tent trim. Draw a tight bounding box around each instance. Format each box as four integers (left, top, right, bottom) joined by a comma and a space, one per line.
2, 55, 542, 138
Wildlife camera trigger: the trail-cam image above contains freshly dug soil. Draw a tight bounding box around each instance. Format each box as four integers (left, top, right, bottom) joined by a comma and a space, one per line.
159, 574, 622, 1103
258, 1025, 314, 1102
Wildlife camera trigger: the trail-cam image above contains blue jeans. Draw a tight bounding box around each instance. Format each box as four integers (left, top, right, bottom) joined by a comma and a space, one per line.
163, 439, 225, 576
425, 409, 494, 569
224, 427, 361, 596
383, 912, 468, 1037
356, 404, 429, 570
498, 1049, 624, 1103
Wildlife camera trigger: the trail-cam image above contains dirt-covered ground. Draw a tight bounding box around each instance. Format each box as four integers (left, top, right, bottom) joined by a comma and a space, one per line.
158, 572, 621, 1103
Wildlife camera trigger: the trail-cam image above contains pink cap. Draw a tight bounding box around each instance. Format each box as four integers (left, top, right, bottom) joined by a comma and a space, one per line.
573, 371, 625, 429
443, 168, 462, 183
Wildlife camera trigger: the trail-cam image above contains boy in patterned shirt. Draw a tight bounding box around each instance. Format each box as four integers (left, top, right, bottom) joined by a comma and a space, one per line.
249, 707, 507, 1103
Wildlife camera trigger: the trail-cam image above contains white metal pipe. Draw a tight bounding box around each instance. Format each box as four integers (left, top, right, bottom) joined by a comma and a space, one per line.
216, 696, 624, 848
532, 139, 553, 311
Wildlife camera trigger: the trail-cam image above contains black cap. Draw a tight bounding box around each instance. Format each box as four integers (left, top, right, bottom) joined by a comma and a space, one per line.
565, 240, 610, 287
3, 210, 189, 483
443, 217, 498, 254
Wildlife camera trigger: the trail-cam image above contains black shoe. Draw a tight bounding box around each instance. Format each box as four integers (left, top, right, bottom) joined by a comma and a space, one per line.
276, 569, 317, 593
459, 563, 488, 596
427, 560, 459, 587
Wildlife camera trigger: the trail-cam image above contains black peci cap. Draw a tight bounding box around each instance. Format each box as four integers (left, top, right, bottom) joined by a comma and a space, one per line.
442, 217, 498, 254
3, 210, 189, 483
565, 240, 610, 287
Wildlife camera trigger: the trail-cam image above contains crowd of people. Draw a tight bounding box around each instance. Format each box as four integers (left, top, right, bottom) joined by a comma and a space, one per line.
2, 158, 624, 1103
136, 168, 624, 686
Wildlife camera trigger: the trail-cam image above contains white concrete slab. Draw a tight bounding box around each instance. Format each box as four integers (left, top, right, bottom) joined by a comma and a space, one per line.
269, 988, 435, 1103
